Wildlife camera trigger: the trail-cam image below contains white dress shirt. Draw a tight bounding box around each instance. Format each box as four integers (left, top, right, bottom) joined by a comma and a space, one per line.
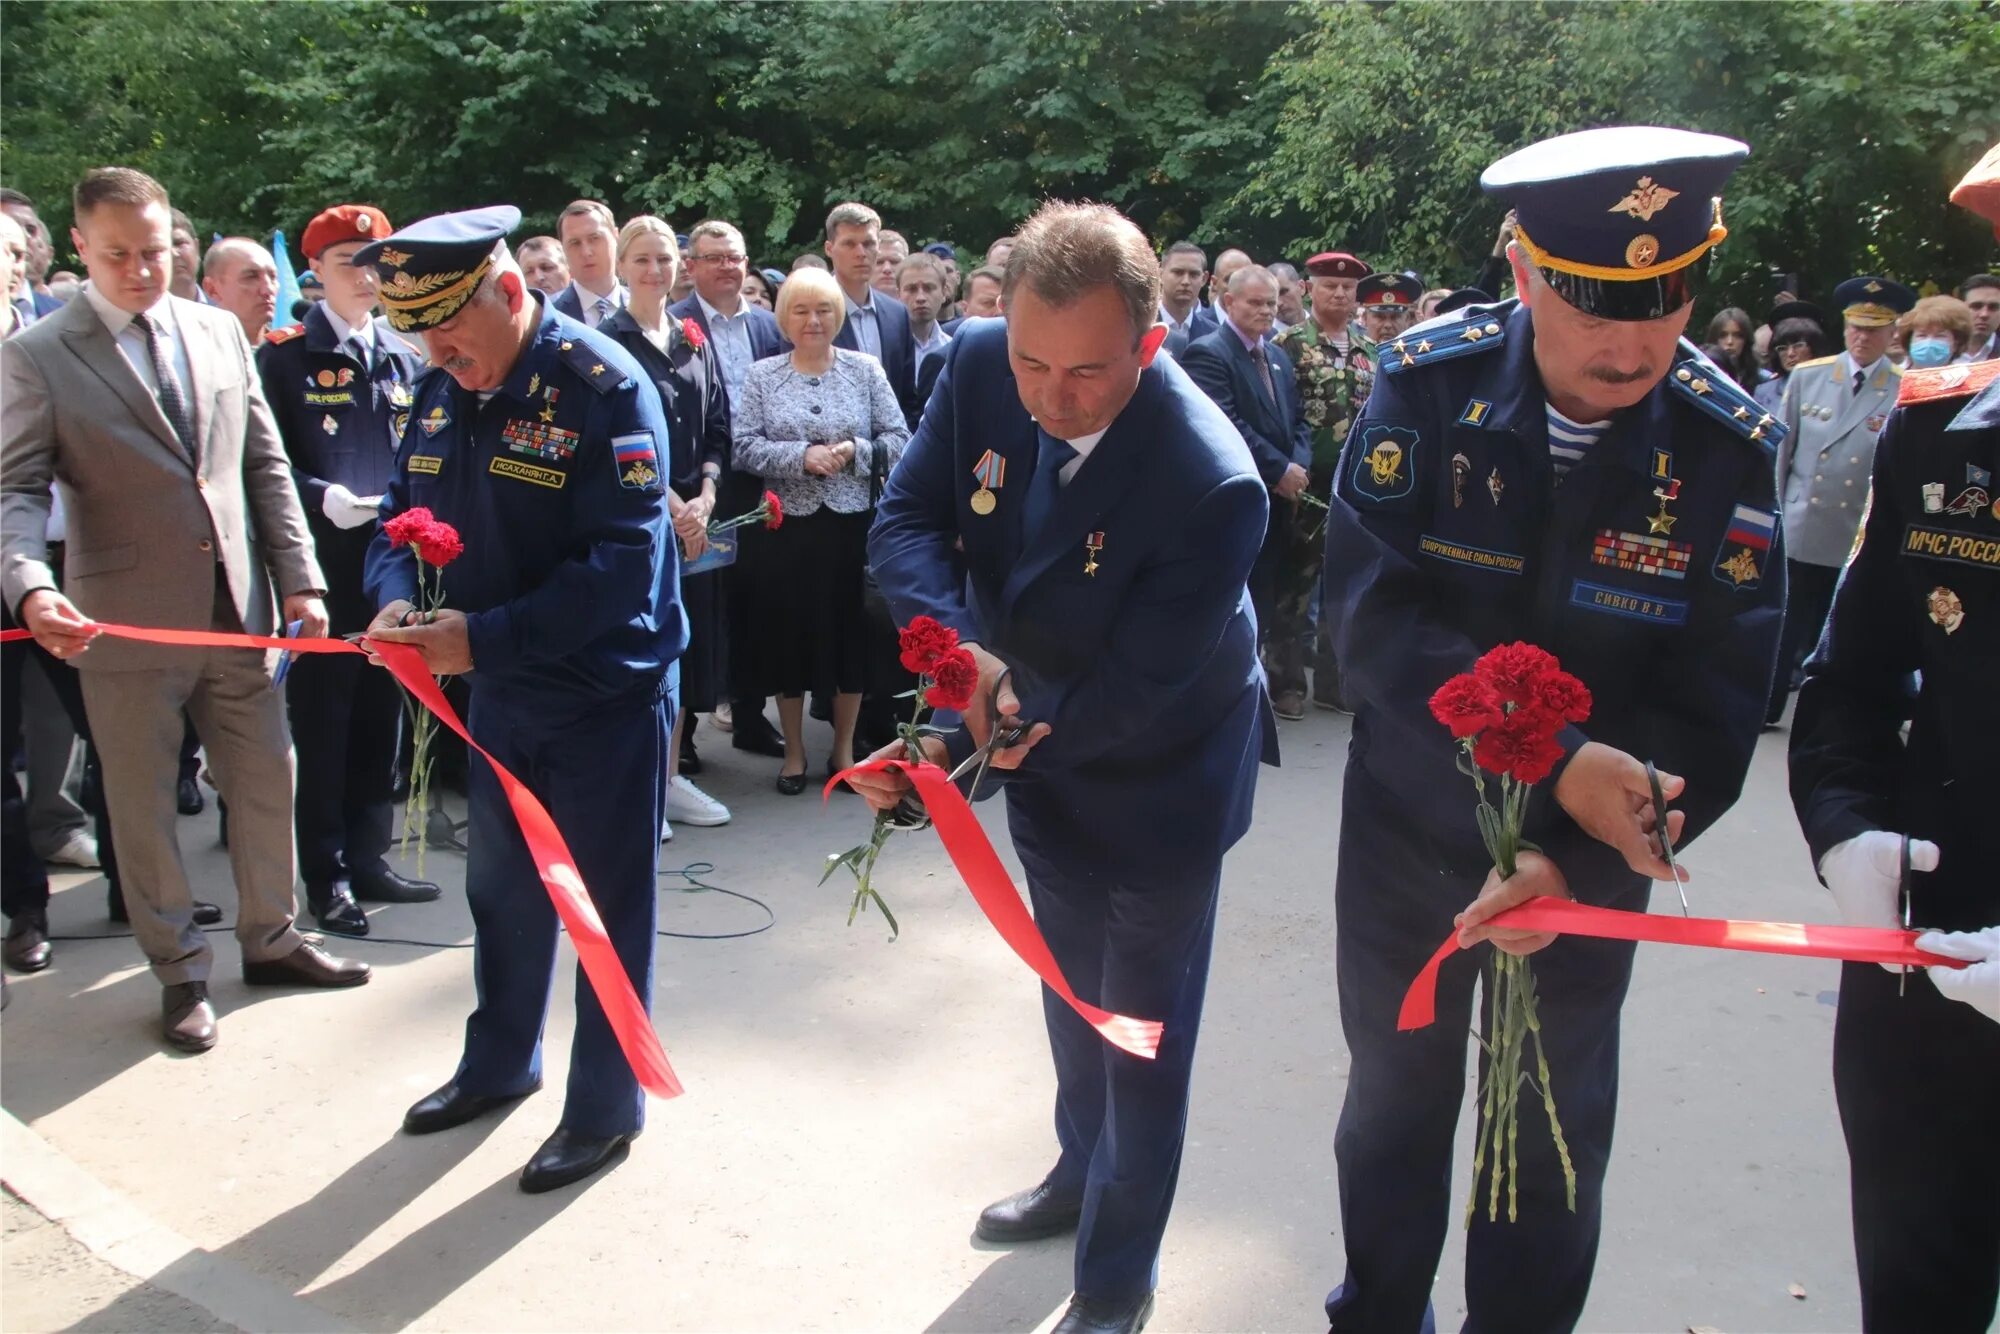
83, 281, 194, 405
568, 280, 625, 328
913, 321, 951, 369
1057, 426, 1109, 486
321, 301, 378, 364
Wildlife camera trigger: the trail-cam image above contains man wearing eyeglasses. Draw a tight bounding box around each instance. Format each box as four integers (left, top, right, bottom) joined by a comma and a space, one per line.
671, 219, 786, 407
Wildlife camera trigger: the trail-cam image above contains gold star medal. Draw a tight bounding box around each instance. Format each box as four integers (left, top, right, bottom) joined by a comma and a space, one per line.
1649, 478, 1682, 535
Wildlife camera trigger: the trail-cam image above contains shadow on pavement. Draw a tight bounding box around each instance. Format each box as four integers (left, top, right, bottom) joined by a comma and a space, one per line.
922, 1240, 1074, 1333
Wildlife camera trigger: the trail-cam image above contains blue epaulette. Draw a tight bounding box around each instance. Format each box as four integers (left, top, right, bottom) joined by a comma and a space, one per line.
1376, 310, 1508, 375
1667, 351, 1783, 452
556, 333, 633, 394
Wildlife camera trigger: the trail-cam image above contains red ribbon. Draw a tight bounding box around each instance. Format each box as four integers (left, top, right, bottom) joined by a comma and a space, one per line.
829, 757, 1164, 1060
1398, 895, 1964, 1032
1, 623, 682, 1098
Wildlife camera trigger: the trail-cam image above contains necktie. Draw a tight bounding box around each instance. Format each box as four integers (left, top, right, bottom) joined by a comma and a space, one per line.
594, 296, 612, 326
1253, 345, 1278, 406
1852, 369, 1866, 395
141, 314, 197, 460
1020, 433, 1078, 548
347, 335, 370, 375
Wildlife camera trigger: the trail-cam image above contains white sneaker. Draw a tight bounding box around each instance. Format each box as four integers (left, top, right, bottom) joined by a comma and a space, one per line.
665, 775, 731, 826
660, 816, 674, 843
45, 829, 100, 869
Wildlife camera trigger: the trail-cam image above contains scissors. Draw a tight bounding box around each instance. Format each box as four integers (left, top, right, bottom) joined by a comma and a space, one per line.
1646, 760, 1689, 916
946, 667, 1040, 802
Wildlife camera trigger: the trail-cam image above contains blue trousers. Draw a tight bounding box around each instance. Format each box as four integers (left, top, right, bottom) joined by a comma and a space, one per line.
1012, 812, 1221, 1303
456, 688, 667, 1138
1326, 761, 1643, 1334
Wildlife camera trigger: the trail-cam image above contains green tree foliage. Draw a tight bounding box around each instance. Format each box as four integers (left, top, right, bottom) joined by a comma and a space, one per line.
1225, 0, 2000, 307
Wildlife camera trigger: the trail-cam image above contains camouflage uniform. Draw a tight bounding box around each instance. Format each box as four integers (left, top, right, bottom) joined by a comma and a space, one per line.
1268, 318, 1375, 703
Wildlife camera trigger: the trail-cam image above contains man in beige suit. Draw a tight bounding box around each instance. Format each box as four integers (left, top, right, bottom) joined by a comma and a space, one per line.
1, 166, 369, 1052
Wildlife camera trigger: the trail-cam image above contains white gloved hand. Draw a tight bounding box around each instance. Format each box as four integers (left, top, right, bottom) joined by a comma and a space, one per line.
1819, 832, 1940, 972
321, 483, 381, 530
1916, 927, 2000, 1024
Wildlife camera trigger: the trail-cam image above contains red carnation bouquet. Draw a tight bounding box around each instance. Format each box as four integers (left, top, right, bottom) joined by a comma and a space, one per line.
821, 615, 976, 937
1429, 641, 1592, 1223
707, 489, 783, 536
382, 506, 463, 875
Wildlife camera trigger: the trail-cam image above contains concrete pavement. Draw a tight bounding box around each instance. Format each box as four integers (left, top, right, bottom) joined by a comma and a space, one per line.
2, 709, 1867, 1332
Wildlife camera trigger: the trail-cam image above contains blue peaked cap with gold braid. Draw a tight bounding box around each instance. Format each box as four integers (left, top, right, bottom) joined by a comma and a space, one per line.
1481, 126, 1747, 322
353, 205, 522, 333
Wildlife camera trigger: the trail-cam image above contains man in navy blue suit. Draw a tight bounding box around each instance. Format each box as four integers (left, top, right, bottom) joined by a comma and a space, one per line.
1177, 265, 1315, 719
858, 201, 1276, 1334
548, 199, 625, 329
824, 201, 920, 427
0, 191, 64, 326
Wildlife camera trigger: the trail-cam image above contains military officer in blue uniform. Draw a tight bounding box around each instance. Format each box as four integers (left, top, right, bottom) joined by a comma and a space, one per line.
1787, 148, 2000, 1334
358, 206, 683, 1194
258, 203, 440, 936
1321, 128, 1785, 1333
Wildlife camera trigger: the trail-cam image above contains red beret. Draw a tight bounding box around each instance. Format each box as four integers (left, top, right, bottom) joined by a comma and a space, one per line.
1305, 251, 1368, 279
302, 205, 394, 262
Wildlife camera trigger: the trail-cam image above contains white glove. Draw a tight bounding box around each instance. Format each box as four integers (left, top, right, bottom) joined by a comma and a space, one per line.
321, 483, 382, 530
1916, 927, 2000, 1024
1819, 831, 1940, 972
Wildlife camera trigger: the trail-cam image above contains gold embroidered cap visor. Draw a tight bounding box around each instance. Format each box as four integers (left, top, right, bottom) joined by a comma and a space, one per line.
1833, 276, 1917, 329
1481, 125, 1747, 322
351, 204, 522, 333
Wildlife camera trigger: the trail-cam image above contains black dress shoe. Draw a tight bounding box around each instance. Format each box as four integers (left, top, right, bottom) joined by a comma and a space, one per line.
4, 912, 51, 973
1052, 1292, 1154, 1334
162, 981, 217, 1053
176, 775, 205, 816
679, 729, 702, 776
519, 1126, 634, 1194
351, 864, 442, 904
731, 711, 786, 758
975, 1176, 1084, 1242
192, 899, 223, 927
775, 769, 807, 796
403, 1078, 541, 1135
243, 941, 371, 988
307, 881, 370, 937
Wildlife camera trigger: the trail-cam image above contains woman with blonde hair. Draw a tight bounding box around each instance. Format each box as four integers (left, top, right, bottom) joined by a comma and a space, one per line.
597, 215, 733, 835
1897, 293, 1977, 368
730, 266, 909, 792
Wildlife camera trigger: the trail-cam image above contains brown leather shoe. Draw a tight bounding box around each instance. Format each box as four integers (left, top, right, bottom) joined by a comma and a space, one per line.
242, 941, 371, 989
4, 912, 52, 973
162, 981, 217, 1052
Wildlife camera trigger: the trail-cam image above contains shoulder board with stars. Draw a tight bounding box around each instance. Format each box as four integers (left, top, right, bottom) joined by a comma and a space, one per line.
1898, 358, 2000, 406
1376, 312, 1507, 375
1667, 352, 1782, 451
556, 337, 631, 394
263, 326, 303, 345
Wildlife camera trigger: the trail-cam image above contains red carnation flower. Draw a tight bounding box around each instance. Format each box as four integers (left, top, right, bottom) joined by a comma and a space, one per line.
1472, 709, 1566, 785
1530, 669, 1592, 725
383, 507, 437, 549
898, 615, 960, 676
680, 318, 706, 351
1428, 673, 1505, 739
413, 522, 463, 568
1474, 641, 1560, 706
923, 646, 979, 712
763, 489, 784, 530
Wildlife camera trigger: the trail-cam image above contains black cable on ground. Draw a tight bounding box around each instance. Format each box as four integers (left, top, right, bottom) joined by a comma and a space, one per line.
42, 862, 775, 948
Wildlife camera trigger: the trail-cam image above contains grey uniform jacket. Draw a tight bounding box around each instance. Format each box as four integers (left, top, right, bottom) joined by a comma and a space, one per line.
1774, 353, 1900, 568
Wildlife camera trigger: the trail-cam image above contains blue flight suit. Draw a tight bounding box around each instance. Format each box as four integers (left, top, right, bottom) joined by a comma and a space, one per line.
1789, 361, 2000, 1334
1323, 301, 1785, 1333
364, 296, 683, 1137
258, 303, 424, 888
869, 321, 1277, 1303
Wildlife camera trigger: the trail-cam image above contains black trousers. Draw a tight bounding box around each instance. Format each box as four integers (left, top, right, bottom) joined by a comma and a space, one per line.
1766, 559, 1841, 721
287, 650, 401, 885
2, 609, 120, 919
1834, 960, 2000, 1333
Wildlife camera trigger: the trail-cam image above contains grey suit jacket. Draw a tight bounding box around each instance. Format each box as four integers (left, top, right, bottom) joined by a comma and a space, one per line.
1, 292, 323, 670
1774, 352, 1899, 568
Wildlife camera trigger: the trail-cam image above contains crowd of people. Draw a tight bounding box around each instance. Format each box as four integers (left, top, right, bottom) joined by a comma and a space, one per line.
1, 128, 1997, 1333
